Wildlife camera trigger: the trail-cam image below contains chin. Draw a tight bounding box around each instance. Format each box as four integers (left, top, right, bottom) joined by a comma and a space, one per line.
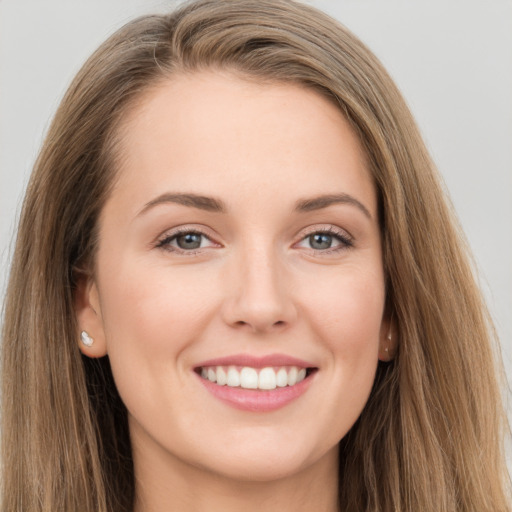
187, 431, 338, 484
198, 450, 322, 483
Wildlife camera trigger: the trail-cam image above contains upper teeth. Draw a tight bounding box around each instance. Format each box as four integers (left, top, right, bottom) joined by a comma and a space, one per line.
200, 366, 307, 390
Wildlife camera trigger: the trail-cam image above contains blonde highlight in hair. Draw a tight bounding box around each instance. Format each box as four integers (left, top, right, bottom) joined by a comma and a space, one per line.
2, 1, 510, 511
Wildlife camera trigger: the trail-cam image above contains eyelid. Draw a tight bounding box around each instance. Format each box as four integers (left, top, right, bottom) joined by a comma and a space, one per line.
294, 224, 354, 254
154, 223, 354, 256
299, 224, 352, 239
155, 225, 221, 255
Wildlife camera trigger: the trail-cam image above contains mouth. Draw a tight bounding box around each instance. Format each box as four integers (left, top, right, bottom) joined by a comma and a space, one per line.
193, 355, 318, 412
195, 365, 317, 391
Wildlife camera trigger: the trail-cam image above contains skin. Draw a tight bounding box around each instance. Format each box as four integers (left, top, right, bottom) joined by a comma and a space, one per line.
76, 71, 394, 512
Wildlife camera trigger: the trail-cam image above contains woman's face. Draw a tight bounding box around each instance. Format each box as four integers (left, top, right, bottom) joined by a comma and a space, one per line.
78, 71, 390, 483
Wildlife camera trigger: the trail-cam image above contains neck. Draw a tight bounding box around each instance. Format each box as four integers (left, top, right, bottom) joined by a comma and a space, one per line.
132, 440, 339, 512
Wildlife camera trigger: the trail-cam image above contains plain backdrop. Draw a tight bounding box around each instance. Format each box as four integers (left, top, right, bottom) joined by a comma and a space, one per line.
1, 0, 511, 429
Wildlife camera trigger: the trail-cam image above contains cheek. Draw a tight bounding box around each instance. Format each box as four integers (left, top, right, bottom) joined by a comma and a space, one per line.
97, 259, 219, 365
301, 265, 385, 379
95, 260, 222, 424
309, 266, 384, 333
290, 265, 385, 445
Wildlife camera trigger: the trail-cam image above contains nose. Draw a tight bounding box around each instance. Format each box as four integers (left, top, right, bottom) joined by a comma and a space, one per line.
221, 244, 298, 334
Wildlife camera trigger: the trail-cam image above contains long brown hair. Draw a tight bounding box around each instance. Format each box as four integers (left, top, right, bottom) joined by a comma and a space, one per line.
2, 1, 510, 511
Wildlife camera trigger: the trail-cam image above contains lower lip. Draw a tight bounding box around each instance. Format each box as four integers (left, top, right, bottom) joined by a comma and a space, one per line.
196, 372, 315, 412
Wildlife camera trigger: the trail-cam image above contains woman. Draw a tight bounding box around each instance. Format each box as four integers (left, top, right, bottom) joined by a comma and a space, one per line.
1, 0, 510, 511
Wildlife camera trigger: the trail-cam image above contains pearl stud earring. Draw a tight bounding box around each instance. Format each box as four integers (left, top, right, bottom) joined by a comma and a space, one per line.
385, 332, 392, 352
80, 330, 94, 347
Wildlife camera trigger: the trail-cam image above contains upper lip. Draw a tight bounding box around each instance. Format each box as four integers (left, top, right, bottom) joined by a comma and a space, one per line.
195, 353, 317, 369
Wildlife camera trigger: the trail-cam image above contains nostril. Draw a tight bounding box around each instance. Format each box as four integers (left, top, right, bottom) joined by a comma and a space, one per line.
232, 319, 287, 331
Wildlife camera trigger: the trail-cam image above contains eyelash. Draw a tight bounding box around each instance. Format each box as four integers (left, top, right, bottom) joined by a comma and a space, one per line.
299, 226, 354, 254
155, 225, 354, 256
155, 227, 216, 256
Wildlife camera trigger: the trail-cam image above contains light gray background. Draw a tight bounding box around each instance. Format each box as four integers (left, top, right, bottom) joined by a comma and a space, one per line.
1, 0, 511, 420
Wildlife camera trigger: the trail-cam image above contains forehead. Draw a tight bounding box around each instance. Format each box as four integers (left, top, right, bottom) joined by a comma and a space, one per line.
109, 70, 376, 218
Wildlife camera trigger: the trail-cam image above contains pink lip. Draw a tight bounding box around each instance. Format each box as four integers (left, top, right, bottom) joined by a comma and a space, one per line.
193, 353, 318, 412
196, 372, 315, 412
195, 353, 316, 369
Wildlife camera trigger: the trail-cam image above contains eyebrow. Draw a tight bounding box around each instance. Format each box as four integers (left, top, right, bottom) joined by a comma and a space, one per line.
138, 192, 371, 219
139, 193, 227, 215
294, 193, 372, 219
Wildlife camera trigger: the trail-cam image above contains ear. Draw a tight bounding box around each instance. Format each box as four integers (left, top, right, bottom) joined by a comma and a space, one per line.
74, 274, 108, 358
378, 316, 397, 362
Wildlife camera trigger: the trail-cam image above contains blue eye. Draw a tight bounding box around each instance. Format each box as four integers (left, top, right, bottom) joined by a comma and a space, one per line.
175, 232, 203, 250
156, 230, 215, 253
309, 233, 334, 250
297, 228, 353, 253
156, 226, 352, 256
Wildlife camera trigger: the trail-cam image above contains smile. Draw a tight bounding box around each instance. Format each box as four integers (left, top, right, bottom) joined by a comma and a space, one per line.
194, 355, 318, 412
198, 365, 311, 390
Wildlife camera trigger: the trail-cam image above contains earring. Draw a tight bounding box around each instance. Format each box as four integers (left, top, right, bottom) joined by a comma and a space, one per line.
80, 330, 94, 347
385, 332, 392, 352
